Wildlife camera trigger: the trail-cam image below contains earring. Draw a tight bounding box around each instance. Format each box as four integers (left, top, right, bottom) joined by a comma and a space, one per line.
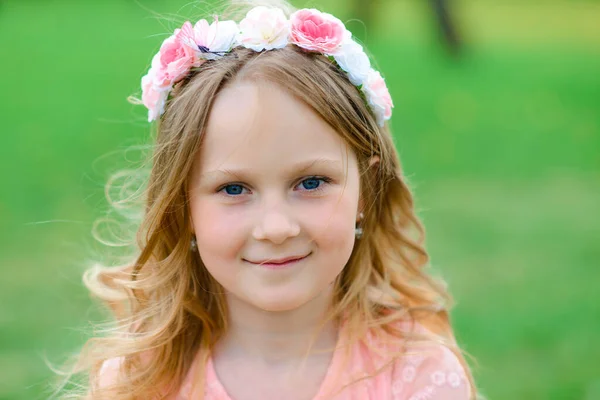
355, 212, 364, 239
190, 236, 197, 252
355, 226, 363, 239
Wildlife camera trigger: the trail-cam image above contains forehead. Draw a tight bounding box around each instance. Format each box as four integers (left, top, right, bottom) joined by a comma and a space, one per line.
198, 81, 354, 172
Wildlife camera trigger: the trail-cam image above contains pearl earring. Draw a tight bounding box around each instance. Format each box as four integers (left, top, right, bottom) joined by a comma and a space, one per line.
190, 236, 197, 251
355, 212, 364, 239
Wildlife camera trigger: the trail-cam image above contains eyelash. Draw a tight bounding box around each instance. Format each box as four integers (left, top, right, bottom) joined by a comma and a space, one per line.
217, 176, 333, 197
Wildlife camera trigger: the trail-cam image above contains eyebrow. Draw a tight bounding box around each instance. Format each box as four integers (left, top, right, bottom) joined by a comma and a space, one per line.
200, 158, 344, 181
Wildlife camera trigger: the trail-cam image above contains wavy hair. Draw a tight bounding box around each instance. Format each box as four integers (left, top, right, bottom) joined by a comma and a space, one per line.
54, 1, 478, 399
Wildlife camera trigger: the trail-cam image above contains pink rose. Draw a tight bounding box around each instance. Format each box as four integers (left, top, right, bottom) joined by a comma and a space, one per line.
149, 54, 169, 88
142, 70, 168, 122
289, 8, 349, 55
154, 33, 195, 88
362, 69, 394, 126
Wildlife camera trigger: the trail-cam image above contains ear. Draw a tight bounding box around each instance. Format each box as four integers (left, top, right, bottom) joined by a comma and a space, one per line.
369, 155, 380, 168
357, 156, 380, 220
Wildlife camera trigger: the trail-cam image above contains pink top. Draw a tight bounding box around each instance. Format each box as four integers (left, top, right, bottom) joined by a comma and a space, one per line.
100, 321, 472, 399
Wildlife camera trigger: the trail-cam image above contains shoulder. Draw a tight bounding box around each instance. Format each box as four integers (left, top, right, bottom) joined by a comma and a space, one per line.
96, 352, 205, 399
348, 318, 472, 399
97, 356, 125, 389
389, 323, 472, 400
391, 342, 471, 399
96, 350, 152, 387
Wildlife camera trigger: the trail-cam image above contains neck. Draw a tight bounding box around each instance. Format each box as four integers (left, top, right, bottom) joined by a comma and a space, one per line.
214, 286, 340, 366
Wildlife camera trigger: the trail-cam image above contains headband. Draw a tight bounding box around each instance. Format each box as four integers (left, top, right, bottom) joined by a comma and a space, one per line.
141, 6, 394, 126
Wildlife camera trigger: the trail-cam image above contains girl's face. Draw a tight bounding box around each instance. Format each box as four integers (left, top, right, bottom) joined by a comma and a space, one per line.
188, 81, 361, 312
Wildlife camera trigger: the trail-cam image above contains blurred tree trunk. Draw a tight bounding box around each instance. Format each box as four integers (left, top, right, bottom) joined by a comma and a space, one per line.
430, 0, 462, 54
347, 0, 462, 54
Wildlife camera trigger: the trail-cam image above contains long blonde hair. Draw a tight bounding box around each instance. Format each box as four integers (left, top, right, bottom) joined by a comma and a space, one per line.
55, 1, 478, 399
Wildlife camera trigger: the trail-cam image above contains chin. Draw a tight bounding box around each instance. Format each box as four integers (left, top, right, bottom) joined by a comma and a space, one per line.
247, 289, 319, 313
251, 296, 310, 313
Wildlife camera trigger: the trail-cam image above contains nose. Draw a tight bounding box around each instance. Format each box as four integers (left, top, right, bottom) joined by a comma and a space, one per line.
252, 207, 300, 245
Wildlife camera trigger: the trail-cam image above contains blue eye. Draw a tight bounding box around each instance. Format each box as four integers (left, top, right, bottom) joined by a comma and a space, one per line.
298, 177, 330, 191
218, 177, 331, 197
301, 178, 322, 190
222, 184, 245, 195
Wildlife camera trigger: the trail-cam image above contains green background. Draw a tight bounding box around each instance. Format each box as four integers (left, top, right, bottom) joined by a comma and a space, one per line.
1, 0, 599, 399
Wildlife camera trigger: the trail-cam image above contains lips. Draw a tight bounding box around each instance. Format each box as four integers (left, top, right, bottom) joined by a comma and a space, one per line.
248, 254, 308, 265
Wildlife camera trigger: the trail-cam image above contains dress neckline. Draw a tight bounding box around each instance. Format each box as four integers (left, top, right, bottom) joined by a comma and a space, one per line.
204, 320, 348, 400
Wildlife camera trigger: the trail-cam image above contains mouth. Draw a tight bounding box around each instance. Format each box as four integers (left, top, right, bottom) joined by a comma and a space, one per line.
245, 253, 311, 269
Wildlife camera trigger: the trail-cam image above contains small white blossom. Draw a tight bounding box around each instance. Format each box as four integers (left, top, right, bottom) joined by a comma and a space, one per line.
334, 39, 371, 86
402, 365, 416, 382
447, 371, 461, 388
362, 69, 394, 127
431, 370, 446, 386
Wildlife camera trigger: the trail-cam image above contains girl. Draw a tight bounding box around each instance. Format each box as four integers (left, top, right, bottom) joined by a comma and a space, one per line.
63, 1, 478, 399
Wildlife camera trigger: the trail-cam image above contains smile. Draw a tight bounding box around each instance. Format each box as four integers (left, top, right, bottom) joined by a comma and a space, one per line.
245, 253, 310, 270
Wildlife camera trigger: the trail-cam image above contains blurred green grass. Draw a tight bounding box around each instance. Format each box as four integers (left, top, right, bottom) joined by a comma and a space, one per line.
1, 0, 599, 399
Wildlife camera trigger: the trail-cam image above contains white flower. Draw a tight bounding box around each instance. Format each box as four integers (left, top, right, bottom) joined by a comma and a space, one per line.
447, 372, 461, 388
402, 365, 416, 382
182, 18, 239, 60
431, 371, 446, 386
238, 6, 290, 51
361, 68, 394, 127
333, 39, 371, 86
392, 379, 404, 395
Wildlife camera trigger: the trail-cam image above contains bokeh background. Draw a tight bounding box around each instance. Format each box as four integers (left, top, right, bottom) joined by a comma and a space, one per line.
1, 0, 599, 399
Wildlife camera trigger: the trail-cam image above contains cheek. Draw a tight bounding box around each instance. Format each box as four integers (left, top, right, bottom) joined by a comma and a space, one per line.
190, 199, 246, 262
307, 186, 360, 254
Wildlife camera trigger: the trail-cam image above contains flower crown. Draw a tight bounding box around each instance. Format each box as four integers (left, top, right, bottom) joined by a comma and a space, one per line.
141, 6, 394, 126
